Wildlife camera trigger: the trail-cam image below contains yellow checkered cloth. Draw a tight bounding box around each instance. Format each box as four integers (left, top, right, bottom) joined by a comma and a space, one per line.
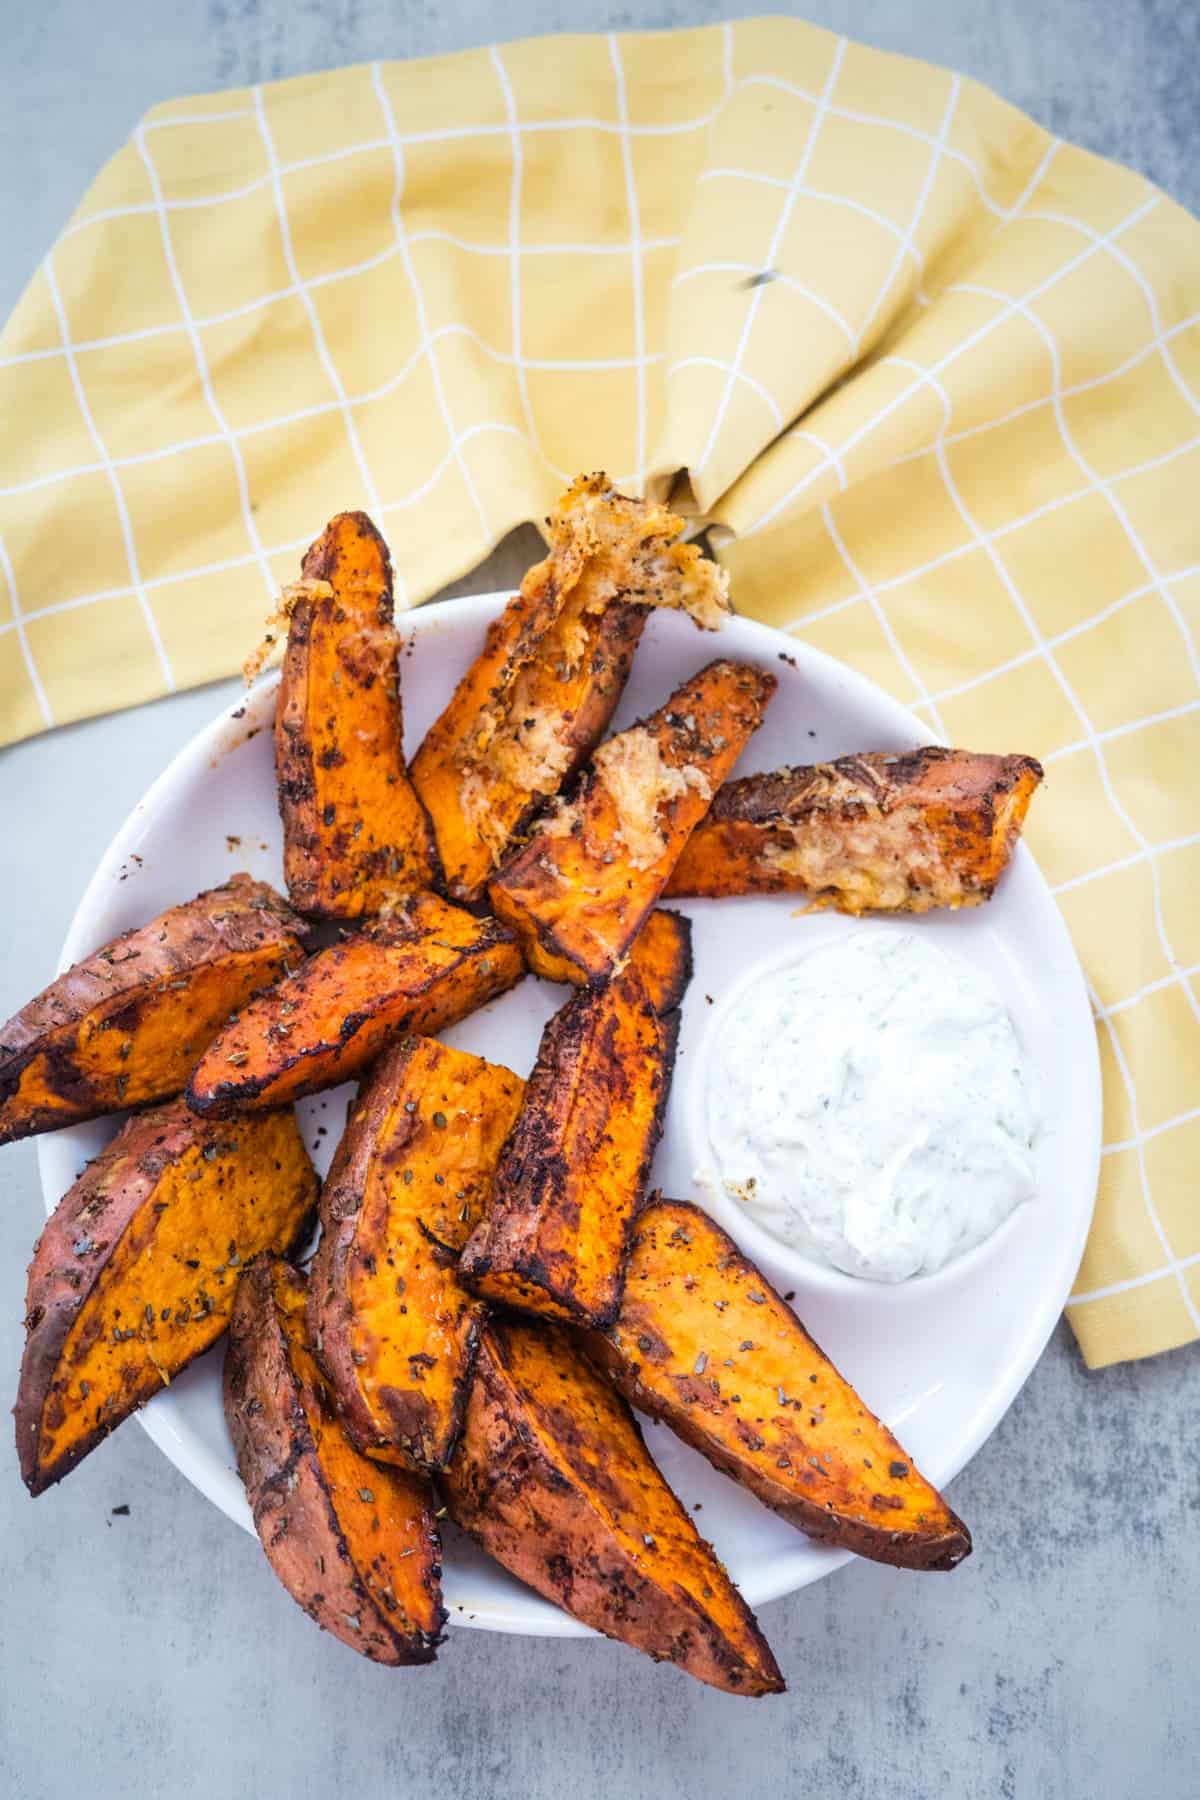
1, 19, 1197, 1368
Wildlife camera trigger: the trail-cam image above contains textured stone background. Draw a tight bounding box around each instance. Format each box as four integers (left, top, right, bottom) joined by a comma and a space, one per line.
2, 5, 1197, 1797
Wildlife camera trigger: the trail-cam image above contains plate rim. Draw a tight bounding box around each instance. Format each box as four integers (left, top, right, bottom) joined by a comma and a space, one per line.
38, 588, 1102, 1637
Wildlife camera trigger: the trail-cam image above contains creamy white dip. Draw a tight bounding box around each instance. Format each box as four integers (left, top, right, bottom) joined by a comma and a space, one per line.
703, 933, 1037, 1281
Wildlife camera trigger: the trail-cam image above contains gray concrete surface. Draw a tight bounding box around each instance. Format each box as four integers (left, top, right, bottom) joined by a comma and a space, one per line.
2, 4, 1197, 1797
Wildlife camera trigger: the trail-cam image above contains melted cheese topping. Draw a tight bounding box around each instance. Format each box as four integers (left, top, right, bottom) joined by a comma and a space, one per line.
592, 727, 711, 869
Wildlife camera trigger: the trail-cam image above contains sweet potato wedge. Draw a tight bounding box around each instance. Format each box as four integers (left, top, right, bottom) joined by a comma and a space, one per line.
625, 907, 693, 1017
489, 660, 776, 985
410, 474, 730, 904
309, 1036, 525, 1471
0, 875, 308, 1145
441, 1316, 784, 1694
666, 747, 1043, 912
459, 917, 689, 1328
187, 892, 522, 1116
225, 1257, 445, 1663
587, 1200, 971, 1571
275, 511, 437, 917
15, 1098, 317, 1494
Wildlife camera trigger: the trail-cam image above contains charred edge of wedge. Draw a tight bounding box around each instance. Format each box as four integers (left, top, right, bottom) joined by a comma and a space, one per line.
629, 909, 693, 1018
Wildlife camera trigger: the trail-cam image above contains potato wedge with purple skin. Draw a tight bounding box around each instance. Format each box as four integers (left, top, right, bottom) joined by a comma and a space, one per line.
489, 660, 776, 986
309, 1036, 525, 1471
186, 891, 522, 1116
15, 1098, 317, 1495
666, 748, 1043, 912
587, 1200, 971, 1572
410, 474, 729, 905
441, 1316, 784, 1696
0, 875, 309, 1145
275, 511, 437, 917
459, 915, 689, 1328
226, 1257, 446, 1664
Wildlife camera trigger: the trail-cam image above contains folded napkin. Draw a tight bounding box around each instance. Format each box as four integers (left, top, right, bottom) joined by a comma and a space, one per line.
1, 18, 1197, 1368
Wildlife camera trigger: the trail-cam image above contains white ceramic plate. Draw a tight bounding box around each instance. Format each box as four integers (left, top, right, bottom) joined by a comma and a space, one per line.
37, 596, 1101, 1636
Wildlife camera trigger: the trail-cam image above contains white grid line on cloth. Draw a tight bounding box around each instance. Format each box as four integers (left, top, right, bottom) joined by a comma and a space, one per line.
42, 254, 175, 692
854, 74, 961, 349
890, 346, 1200, 1035
1021, 209, 1200, 420
738, 74, 1063, 224
1047, 699, 1200, 763
0, 532, 52, 727
916, 562, 1200, 709
134, 123, 276, 600
1069, 1253, 1200, 1309
670, 264, 857, 352
1, 233, 687, 375
741, 193, 1161, 537
1052, 831, 1200, 898
780, 436, 1200, 643
819, 497, 947, 731
695, 36, 847, 477
697, 167, 924, 269
379, 421, 529, 515
1103, 1104, 1200, 1159
1085, 974, 1200, 1328
1095, 961, 1200, 1024
609, 33, 647, 492
667, 358, 783, 430
959, 281, 1200, 694
373, 59, 492, 547
886, 307, 1200, 475
792, 429, 847, 489
0, 323, 668, 507
252, 86, 386, 534
489, 45, 571, 490
145, 107, 255, 129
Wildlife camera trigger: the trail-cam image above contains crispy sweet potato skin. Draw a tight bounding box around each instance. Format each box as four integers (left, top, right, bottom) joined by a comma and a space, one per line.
626, 908, 693, 1018
489, 660, 776, 985
187, 892, 522, 1115
15, 1099, 317, 1495
309, 1037, 525, 1471
588, 1201, 971, 1571
441, 1317, 784, 1695
225, 1258, 445, 1663
410, 592, 645, 906
666, 748, 1043, 912
459, 928, 684, 1327
0, 875, 308, 1145
276, 512, 436, 917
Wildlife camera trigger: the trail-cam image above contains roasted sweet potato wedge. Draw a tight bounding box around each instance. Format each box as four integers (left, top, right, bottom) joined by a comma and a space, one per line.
309, 1036, 525, 1471
441, 1316, 784, 1695
225, 1257, 445, 1663
15, 1098, 317, 1494
410, 474, 730, 904
489, 660, 776, 985
459, 917, 689, 1328
625, 907, 693, 1017
588, 1200, 971, 1571
666, 747, 1043, 912
187, 892, 522, 1116
0, 876, 308, 1145
275, 511, 436, 917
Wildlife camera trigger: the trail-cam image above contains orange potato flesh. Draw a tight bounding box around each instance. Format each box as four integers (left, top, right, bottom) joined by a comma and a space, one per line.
226, 1259, 445, 1664
0, 876, 307, 1144
309, 1037, 525, 1470
459, 956, 675, 1329
489, 659, 776, 986
16, 1100, 317, 1494
186, 892, 522, 1115
588, 1200, 972, 1571
410, 473, 730, 905
666, 748, 1043, 911
442, 1317, 784, 1695
624, 908, 693, 1017
275, 510, 436, 917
